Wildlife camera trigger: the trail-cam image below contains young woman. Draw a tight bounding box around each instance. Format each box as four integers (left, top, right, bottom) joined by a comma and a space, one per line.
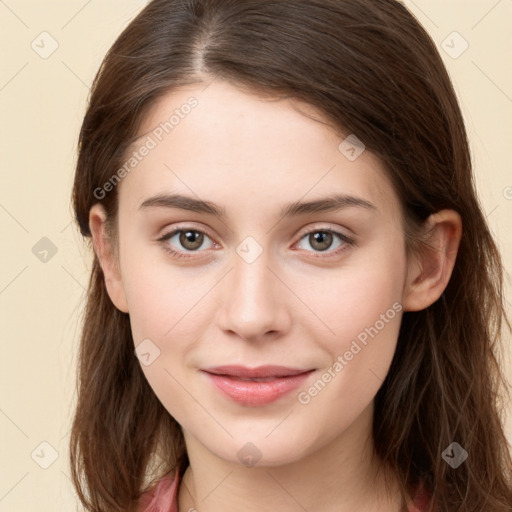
69, 1, 512, 511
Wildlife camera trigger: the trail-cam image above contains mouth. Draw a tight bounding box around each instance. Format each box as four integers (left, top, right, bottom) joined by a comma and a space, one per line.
200, 365, 315, 406
202, 365, 312, 379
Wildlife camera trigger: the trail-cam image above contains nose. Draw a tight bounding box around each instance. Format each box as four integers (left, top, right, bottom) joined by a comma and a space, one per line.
216, 249, 292, 343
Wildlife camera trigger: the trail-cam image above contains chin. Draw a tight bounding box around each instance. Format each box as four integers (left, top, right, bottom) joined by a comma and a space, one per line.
206, 430, 314, 469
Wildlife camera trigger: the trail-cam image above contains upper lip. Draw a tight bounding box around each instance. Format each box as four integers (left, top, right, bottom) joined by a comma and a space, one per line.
202, 365, 313, 378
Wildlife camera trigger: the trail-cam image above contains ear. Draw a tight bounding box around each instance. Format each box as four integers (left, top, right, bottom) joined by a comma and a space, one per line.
89, 203, 129, 313
402, 209, 462, 312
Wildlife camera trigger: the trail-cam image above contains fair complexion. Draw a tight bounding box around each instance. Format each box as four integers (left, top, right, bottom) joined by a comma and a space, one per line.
89, 79, 461, 511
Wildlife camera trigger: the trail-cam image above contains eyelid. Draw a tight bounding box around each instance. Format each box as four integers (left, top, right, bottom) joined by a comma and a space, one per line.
157, 222, 216, 242
295, 222, 355, 241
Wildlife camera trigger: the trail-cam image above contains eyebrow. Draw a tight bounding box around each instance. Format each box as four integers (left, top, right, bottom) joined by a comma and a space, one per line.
138, 192, 377, 218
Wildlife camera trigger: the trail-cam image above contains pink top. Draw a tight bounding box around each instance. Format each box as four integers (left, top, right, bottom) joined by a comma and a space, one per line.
137, 471, 180, 512
137, 467, 432, 512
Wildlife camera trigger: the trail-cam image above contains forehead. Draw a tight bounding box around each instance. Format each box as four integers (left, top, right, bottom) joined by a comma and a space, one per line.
118, 80, 400, 221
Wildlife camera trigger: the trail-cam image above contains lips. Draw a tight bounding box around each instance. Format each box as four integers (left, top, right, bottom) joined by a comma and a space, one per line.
201, 365, 315, 406
203, 365, 311, 378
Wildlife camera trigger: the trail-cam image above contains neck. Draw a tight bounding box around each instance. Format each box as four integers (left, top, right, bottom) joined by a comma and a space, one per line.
177, 404, 405, 512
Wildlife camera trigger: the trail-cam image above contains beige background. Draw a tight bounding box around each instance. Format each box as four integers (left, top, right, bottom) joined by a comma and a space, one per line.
0, 1, 511, 510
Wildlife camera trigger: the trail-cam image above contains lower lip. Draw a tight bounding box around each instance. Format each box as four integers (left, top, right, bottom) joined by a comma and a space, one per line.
202, 370, 314, 406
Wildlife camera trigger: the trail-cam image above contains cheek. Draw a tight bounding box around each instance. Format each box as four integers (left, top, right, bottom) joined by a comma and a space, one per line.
300, 311, 401, 441
125, 275, 208, 361
297, 247, 405, 397
307, 250, 406, 342
118, 229, 206, 344
122, 262, 205, 422
295, 284, 402, 446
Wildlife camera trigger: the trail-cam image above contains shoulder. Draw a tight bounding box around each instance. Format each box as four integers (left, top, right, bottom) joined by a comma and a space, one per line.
408, 481, 435, 512
137, 470, 180, 512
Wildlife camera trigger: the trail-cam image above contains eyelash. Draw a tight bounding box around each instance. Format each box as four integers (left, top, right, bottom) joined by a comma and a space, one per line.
157, 226, 356, 260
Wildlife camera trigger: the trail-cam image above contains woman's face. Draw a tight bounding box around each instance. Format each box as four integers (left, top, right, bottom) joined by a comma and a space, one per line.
108, 79, 411, 466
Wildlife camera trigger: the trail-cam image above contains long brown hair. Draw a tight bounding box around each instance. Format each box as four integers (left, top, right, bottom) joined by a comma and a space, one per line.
70, 1, 512, 510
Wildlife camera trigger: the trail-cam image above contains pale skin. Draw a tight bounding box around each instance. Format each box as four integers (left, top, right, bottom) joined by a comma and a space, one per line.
89, 78, 462, 512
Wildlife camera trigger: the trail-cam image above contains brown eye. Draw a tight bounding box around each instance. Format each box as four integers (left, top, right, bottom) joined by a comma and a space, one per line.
308, 231, 333, 251
179, 230, 204, 250
158, 228, 215, 255
295, 228, 355, 257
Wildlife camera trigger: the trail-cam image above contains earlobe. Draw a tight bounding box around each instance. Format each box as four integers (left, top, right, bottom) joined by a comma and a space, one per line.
88, 204, 129, 313
402, 209, 462, 312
